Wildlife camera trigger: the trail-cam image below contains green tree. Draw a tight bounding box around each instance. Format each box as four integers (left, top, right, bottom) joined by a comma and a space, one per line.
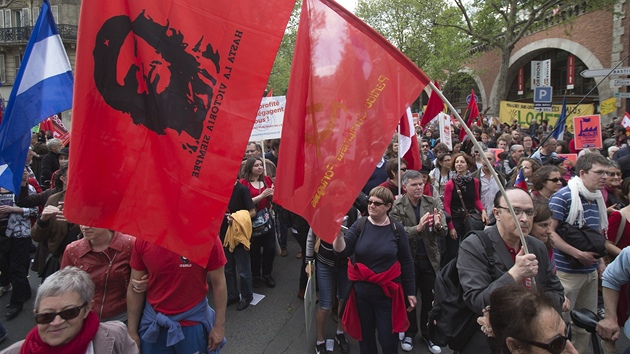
267, 1, 301, 95
439, 0, 617, 114
354, 0, 471, 82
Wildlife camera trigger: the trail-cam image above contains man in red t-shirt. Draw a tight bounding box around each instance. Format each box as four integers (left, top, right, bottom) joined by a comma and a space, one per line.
127, 238, 227, 353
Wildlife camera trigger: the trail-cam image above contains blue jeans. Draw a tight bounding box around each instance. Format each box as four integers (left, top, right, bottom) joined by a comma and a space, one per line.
140, 322, 209, 354
224, 245, 253, 302
316, 261, 348, 311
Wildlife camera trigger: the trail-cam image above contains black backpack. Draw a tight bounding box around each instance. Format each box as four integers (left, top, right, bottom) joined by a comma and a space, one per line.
427, 230, 497, 351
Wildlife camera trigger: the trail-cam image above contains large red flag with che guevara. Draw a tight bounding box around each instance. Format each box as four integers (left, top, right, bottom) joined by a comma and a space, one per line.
65, 0, 294, 266
274, 0, 430, 243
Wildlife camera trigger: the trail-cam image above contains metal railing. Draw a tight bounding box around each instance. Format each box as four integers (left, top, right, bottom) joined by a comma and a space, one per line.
0, 24, 77, 43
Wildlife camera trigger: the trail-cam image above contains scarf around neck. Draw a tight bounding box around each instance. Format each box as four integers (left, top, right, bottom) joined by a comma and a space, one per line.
21, 311, 100, 354
450, 171, 472, 192
566, 176, 608, 231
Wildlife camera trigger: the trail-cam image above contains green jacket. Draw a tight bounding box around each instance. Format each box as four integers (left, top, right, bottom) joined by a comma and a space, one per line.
390, 194, 447, 273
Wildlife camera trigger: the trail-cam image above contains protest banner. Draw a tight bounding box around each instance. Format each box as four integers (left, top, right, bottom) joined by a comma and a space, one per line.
573, 115, 602, 149
249, 96, 286, 141
557, 153, 577, 181
499, 100, 594, 132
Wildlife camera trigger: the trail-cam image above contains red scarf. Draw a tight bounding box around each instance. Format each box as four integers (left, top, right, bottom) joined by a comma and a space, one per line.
21, 311, 100, 354
342, 261, 409, 340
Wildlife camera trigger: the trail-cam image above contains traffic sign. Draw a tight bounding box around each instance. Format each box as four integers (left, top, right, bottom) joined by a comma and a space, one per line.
614, 79, 630, 86
534, 103, 552, 112
614, 92, 630, 98
534, 86, 552, 103
466, 94, 478, 104
580, 67, 630, 78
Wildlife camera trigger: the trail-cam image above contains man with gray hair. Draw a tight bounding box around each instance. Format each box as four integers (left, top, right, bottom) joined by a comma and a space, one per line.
390, 170, 447, 353
39, 138, 63, 190
503, 144, 524, 178
473, 151, 505, 217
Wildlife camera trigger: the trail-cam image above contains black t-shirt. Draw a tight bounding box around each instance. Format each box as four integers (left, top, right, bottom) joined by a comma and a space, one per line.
220, 183, 255, 239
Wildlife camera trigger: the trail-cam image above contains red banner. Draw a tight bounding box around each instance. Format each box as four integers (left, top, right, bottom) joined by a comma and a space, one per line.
567, 54, 575, 89
420, 81, 441, 127
65, 0, 294, 266
274, 0, 430, 243
459, 89, 480, 141
518, 67, 524, 95
400, 109, 421, 171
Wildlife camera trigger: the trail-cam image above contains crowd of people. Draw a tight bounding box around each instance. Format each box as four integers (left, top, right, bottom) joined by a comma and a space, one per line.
1, 116, 630, 354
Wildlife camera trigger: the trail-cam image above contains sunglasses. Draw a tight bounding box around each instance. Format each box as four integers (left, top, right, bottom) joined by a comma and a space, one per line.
35, 302, 88, 324
546, 178, 563, 183
524, 322, 572, 354
400, 168, 408, 172
367, 200, 385, 206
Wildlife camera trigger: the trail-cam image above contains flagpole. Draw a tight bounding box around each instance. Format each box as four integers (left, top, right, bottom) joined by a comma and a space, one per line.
397, 124, 402, 197
260, 139, 267, 176
428, 82, 532, 258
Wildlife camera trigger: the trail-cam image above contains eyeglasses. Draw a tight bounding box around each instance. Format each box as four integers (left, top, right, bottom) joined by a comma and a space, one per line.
35, 302, 88, 324
367, 200, 385, 207
524, 322, 572, 354
400, 168, 408, 172
422, 145, 429, 148
609, 172, 622, 177
495, 206, 535, 217
589, 170, 611, 176
546, 178, 563, 183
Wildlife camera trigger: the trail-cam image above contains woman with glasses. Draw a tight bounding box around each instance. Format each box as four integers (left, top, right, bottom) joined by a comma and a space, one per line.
333, 186, 415, 354
531, 166, 564, 203
603, 161, 627, 213
482, 284, 577, 354
1, 266, 137, 353
379, 158, 407, 197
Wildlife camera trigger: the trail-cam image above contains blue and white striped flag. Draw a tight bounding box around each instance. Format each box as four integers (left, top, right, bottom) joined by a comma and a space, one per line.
551, 95, 567, 141
0, 0, 73, 193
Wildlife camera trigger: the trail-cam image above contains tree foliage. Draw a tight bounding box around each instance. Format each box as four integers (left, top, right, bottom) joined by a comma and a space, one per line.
267, 1, 301, 95
354, 0, 471, 82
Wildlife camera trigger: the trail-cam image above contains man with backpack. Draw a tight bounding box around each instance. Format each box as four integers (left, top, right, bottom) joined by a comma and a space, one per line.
435, 188, 564, 352
390, 169, 447, 353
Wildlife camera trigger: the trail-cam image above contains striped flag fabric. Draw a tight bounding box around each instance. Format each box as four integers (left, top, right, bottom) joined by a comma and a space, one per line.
514, 167, 528, 191
0, 0, 73, 193
551, 95, 567, 141
400, 108, 421, 171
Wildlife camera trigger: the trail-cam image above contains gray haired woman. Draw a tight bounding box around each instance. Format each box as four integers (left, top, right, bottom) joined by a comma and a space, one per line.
1, 267, 138, 354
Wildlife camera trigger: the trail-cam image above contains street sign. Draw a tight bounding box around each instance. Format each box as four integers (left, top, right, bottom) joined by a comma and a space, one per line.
580, 67, 630, 78
466, 94, 478, 104
534, 103, 552, 112
614, 79, 630, 86
614, 92, 630, 98
534, 86, 552, 103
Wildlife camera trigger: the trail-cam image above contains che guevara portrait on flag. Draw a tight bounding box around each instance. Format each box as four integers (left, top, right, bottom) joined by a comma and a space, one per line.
65, 0, 294, 266
93, 10, 221, 140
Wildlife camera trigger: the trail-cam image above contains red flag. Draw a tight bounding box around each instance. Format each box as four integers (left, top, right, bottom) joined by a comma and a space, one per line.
514, 168, 528, 191
274, 0, 430, 243
419, 81, 442, 127
458, 89, 480, 141
400, 108, 421, 170
64, 0, 294, 266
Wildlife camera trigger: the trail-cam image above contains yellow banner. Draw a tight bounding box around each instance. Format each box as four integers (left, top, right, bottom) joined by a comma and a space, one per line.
600, 97, 616, 116
499, 101, 594, 133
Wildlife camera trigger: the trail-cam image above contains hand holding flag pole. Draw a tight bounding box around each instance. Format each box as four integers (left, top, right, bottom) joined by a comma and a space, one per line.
428, 82, 533, 262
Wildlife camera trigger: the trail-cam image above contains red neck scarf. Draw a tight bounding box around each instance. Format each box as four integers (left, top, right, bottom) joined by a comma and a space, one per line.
21, 311, 100, 354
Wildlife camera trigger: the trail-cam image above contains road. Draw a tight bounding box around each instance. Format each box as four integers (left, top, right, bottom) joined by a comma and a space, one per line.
0, 238, 627, 353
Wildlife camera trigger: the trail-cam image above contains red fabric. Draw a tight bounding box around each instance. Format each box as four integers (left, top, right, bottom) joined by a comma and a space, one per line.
130, 237, 226, 321
458, 90, 480, 142
342, 261, 409, 340
274, 0, 430, 244
400, 109, 421, 171
514, 168, 528, 191
240, 176, 273, 211
64, 0, 294, 266
21, 311, 99, 354
419, 81, 441, 127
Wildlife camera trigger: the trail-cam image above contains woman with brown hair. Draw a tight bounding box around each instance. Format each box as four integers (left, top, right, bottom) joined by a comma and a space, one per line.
443, 153, 488, 265
530, 165, 563, 203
